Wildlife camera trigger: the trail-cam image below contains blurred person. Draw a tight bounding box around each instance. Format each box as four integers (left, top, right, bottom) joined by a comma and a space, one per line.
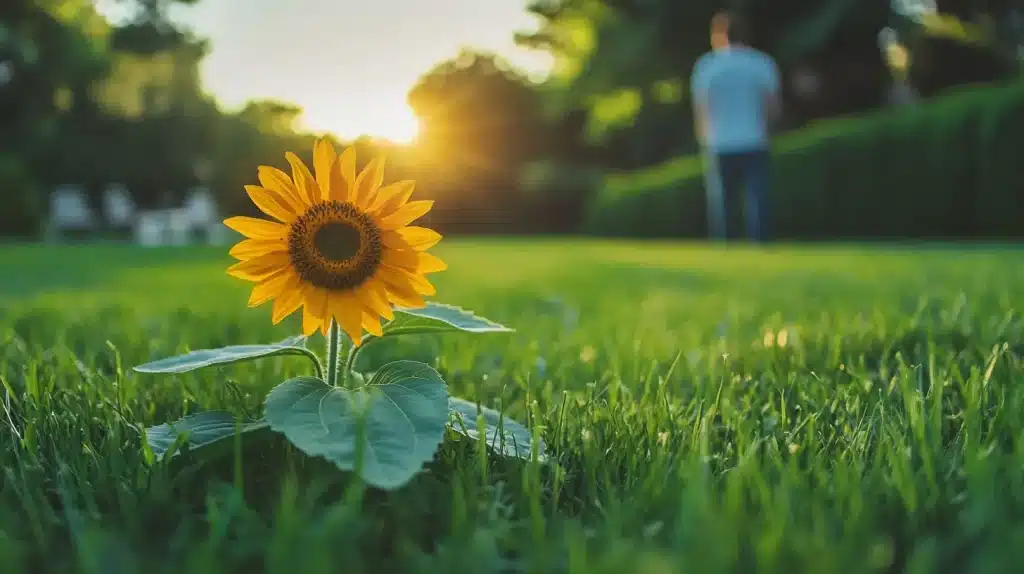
691, 10, 781, 242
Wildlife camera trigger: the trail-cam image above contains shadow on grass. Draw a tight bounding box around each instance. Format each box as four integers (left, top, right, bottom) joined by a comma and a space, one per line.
129, 427, 552, 570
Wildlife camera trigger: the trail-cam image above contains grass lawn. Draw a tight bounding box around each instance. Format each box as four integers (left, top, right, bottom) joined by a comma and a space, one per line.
2, 240, 1024, 573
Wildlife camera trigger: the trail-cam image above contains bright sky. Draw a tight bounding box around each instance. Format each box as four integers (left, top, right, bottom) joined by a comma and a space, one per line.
102, 0, 552, 142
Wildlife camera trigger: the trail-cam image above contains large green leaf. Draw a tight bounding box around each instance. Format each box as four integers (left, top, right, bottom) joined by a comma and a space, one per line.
264, 361, 449, 490
382, 303, 513, 338
133, 335, 320, 376
448, 397, 546, 461
145, 411, 269, 459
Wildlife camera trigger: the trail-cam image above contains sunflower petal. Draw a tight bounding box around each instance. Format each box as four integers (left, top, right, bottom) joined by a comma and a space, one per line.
329, 293, 365, 345
271, 276, 303, 324
392, 226, 442, 251
381, 249, 419, 269
383, 287, 425, 309
336, 146, 357, 202
313, 138, 338, 201
229, 238, 286, 260
226, 251, 289, 281
257, 166, 306, 213
302, 287, 327, 336
378, 200, 433, 230
378, 267, 432, 301
248, 270, 295, 307
327, 159, 344, 203
362, 312, 383, 337
382, 265, 436, 296
368, 180, 414, 215
355, 280, 394, 321
286, 151, 319, 206
381, 250, 446, 274
317, 289, 334, 337
352, 156, 386, 208
245, 185, 297, 223
301, 308, 322, 337
224, 216, 287, 240
416, 252, 448, 273
380, 232, 412, 251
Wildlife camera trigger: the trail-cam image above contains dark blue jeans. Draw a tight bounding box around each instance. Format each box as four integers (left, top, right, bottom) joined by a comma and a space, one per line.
702, 147, 771, 242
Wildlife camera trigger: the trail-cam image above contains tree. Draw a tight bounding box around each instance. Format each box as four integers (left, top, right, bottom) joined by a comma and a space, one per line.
893, 0, 1023, 96
209, 100, 315, 217
0, 0, 114, 235
406, 50, 569, 232
517, 0, 895, 163
409, 50, 548, 183
0, 0, 351, 237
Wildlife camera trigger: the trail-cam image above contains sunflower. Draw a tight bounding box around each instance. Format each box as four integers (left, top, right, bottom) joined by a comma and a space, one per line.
224, 138, 446, 344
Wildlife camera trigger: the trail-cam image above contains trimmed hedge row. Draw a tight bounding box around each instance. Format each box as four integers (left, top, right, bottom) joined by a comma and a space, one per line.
585, 81, 1024, 239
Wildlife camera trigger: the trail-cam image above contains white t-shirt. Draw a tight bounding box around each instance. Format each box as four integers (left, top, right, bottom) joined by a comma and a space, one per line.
690, 46, 780, 153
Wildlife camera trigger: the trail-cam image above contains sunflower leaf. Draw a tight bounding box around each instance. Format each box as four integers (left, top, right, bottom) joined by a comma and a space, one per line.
133, 335, 322, 377
448, 397, 546, 461
264, 361, 448, 490
380, 303, 513, 339
145, 411, 270, 460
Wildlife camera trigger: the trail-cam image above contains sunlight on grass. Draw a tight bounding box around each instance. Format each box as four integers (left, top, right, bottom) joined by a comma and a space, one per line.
2, 240, 1024, 572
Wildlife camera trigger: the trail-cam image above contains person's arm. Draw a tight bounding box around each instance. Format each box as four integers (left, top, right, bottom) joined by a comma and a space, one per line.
694, 98, 709, 144
691, 59, 709, 144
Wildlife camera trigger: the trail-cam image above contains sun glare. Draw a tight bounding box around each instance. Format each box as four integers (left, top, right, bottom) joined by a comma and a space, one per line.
303, 102, 421, 145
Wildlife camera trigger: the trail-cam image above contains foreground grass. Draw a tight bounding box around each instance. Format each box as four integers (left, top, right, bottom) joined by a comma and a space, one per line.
2, 240, 1024, 573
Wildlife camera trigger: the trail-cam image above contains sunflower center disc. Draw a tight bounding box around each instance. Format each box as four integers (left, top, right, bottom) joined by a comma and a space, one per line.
314, 222, 362, 262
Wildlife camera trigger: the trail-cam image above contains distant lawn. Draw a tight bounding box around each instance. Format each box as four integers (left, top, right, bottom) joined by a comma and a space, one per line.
2, 240, 1024, 573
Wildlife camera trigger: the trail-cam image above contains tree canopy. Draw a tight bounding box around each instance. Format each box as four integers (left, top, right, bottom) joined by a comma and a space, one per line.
2, 0, 1019, 238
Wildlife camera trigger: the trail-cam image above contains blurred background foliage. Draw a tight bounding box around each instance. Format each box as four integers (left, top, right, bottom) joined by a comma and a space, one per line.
2, 0, 1022, 239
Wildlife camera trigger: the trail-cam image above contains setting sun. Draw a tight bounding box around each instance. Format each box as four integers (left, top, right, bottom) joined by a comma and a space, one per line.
156, 0, 548, 147
302, 100, 422, 145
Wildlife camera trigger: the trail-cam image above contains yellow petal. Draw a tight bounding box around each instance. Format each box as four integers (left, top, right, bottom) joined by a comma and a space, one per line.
352, 156, 386, 208
224, 216, 287, 240
383, 265, 436, 296
301, 307, 322, 337
368, 180, 414, 216
313, 138, 338, 201
378, 201, 433, 230
313, 288, 333, 337
229, 238, 286, 260
336, 146, 357, 202
286, 151, 319, 206
381, 250, 446, 274
416, 252, 447, 273
355, 280, 394, 321
384, 287, 425, 309
247, 270, 295, 307
382, 248, 419, 270
271, 276, 303, 324
226, 252, 289, 280
301, 287, 327, 336
257, 166, 306, 213
327, 161, 345, 203
378, 267, 429, 305
329, 293, 365, 345
362, 312, 383, 337
382, 226, 442, 251
380, 232, 411, 251
245, 186, 297, 223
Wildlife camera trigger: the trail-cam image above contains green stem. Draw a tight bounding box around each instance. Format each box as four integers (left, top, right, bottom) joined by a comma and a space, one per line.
343, 333, 379, 380
325, 320, 342, 386
343, 344, 360, 385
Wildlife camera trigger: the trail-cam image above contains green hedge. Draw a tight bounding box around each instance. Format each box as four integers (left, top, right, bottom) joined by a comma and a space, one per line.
585, 81, 1024, 239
